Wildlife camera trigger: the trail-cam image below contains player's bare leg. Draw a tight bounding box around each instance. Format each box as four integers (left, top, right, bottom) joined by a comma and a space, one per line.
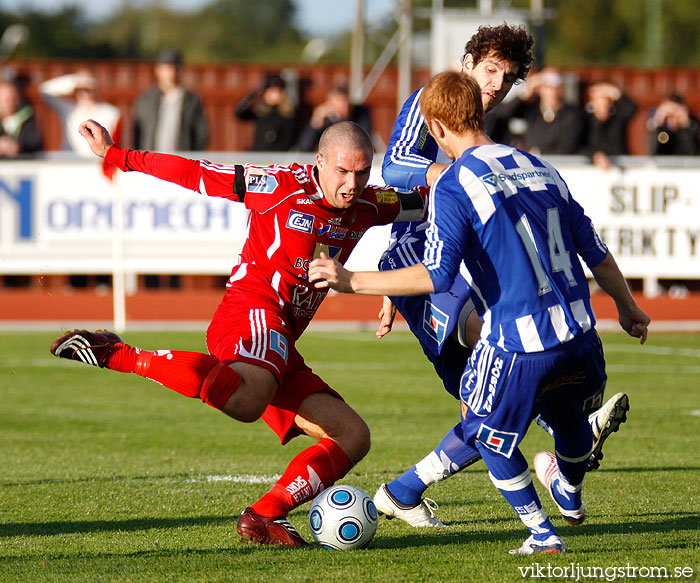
217, 361, 277, 423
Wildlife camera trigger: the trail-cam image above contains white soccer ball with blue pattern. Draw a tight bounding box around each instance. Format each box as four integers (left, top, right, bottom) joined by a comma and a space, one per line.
308, 485, 378, 550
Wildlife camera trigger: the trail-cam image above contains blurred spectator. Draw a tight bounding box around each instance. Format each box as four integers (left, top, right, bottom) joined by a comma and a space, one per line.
39, 70, 121, 158
494, 68, 584, 155
235, 73, 297, 151
296, 83, 372, 151
648, 93, 699, 156
0, 80, 42, 157
132, 48, 208, 152
581, 81, 637, 169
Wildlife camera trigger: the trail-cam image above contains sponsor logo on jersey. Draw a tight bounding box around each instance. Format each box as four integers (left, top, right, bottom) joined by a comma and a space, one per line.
291, 284, 327, 319
422, 301, 449, 344
247, 173, 279, 193
481, 168, 553, 191
481, 173, 499, 188
539, 372, 587, 398
294, 257, 311, 272
269, 329, 288, 362
318, 223, 347, 240
291, 167, 311, 184
296, 197, 314, 205
375, 190, 398, 205
292, 284, 325, 310
327, 217, 342, 225
462, 342, 512, 418
417, 123, 429, 149
498, 168, 552, 182
286, 210, 314, 233
476, 424, 518, 458
484, 356, 505, 413
313, 243, 342, 261
582, 386, 605, 414
349, 229, 366, 240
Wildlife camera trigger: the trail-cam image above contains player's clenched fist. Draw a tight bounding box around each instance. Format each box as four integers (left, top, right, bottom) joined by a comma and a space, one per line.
79, 119, 114, 159
309, 253, 355, 293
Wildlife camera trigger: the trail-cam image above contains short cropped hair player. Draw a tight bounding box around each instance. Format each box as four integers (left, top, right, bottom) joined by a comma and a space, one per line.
51, 119, 428, 547
309, 72, 650, 553
374, 24, 630, 527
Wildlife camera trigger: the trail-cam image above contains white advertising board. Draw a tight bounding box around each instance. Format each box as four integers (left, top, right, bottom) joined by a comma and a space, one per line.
0, 159, 249, 275
554, 161, 700, 294
1, 157, 699, 296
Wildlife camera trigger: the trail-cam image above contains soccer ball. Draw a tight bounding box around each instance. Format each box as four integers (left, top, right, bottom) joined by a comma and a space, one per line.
308, 485, 378, 550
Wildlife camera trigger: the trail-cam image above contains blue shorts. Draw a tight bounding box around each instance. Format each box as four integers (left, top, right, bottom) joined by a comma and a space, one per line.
460, 331, 607, 459
380, 228, 474, 399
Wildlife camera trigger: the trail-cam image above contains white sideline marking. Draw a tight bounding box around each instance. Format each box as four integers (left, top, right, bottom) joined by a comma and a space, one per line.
188, 474, 280, 484
690, 410, 700, 417
605, 344, 700, 358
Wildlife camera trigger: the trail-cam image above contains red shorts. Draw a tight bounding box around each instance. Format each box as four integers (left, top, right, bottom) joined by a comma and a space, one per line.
206, 296, 342, 445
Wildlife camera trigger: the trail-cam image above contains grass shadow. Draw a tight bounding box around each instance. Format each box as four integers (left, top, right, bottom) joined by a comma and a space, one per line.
0, 515, 233, 538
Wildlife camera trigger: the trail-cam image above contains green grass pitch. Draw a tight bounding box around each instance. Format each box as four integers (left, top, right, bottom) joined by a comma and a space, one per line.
1, 329, 698, 582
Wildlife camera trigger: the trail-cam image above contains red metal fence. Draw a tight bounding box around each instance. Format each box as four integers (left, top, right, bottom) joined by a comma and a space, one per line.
9, 59, 700, 156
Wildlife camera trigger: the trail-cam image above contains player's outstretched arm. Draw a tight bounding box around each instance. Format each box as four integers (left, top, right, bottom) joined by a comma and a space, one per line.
591, 252, 650, 344
79, 121, 215, 195
309, 254, 434, 297
79, 119, 113, 158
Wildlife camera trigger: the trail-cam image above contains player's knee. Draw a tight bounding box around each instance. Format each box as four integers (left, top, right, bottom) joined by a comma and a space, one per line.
355, 420, 371, 461
221, 386, 271, 422
222, 396, 262, 422
340, 415, 371, 464
219, 363, 277, 423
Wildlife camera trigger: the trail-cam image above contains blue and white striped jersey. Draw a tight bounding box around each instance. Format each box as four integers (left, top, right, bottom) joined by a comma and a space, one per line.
423, 143, 608, 353
382, 88, 450, 271
382, 88, 437, 191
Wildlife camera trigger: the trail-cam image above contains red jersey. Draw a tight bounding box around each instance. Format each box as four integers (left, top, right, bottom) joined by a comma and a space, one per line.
106, 147, 428, 338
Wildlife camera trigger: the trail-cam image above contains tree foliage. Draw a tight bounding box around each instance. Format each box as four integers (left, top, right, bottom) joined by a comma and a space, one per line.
0, 7, 115, 59
2, 0, 306, 63
544, 0, 700, 67
2, 0, 700, 67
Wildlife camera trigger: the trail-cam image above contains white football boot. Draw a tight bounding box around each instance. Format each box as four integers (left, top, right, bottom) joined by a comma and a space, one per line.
587, 392, 629, 471
509, 533, 565, 555
373, 483, 445, 527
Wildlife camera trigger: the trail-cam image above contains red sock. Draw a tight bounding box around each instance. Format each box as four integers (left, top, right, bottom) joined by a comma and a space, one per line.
105, 344, 240, 410
252, 438, 352, 518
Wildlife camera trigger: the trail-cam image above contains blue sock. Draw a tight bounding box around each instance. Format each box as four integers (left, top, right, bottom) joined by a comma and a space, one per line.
549, 427, 591, 512
539, 405, 592, 510
387, 423, 480, 506
555, 424, 592, 488
479, 445, 558, 541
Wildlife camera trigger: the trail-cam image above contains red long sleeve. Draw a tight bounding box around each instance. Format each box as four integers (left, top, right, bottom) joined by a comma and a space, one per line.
105, 146, 202, 192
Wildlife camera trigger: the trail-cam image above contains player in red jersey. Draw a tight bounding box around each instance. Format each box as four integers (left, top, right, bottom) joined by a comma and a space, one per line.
50, 118, 428, 547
